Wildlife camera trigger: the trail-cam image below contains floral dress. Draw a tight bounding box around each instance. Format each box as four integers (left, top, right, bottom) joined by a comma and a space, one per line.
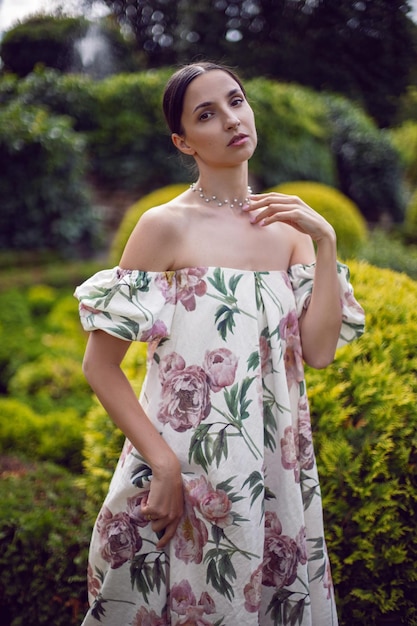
74, 263, 365, 626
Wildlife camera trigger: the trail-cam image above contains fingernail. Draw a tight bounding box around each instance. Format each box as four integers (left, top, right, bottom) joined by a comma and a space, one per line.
242, 203, 250, 210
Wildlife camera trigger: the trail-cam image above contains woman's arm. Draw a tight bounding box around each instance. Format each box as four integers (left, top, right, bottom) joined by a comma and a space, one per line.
83, 329, 184, 548
245, 192, 343, 368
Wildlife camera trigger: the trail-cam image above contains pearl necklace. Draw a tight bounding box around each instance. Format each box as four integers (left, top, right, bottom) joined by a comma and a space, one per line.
190, 183, 252, 208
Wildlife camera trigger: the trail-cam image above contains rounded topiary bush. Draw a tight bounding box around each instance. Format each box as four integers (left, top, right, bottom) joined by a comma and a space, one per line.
110, 183, 189, 263
269, 181, 368, 259
307, 260, 417, 625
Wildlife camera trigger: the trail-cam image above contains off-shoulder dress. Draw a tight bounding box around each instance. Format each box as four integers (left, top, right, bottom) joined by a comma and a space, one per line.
75, 262, 365, 626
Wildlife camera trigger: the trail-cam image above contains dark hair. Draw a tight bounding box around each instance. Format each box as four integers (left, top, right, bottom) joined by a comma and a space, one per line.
162, 62, 246, 135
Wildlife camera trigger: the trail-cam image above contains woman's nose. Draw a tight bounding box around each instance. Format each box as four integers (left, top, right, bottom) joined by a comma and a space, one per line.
225, 115, 240, 130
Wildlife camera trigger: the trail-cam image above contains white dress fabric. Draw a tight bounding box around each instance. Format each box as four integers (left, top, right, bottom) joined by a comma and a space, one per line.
74, 263, 365, 626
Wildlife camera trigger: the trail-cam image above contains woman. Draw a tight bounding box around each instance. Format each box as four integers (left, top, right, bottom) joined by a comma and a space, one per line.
75, 62, 365, 626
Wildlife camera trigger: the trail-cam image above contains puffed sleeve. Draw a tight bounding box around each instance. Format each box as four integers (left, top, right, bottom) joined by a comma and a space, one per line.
74, 267, 176, 342
288, 261, 365, 347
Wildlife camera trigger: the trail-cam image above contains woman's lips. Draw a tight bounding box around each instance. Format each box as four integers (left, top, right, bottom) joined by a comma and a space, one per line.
228, 133, 249, 146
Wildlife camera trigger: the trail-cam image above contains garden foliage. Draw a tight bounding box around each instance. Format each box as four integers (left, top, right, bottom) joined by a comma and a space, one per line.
0, 459, 90, 626
306, 260, 417, 625
0, 67, 406, 230
0, 101, 99, 254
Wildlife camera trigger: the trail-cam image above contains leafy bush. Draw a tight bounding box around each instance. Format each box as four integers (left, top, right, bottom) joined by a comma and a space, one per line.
14, 67, 99, 132
387, 121, 417, 190
403, 188, 417, 244
307, 260, 417, 625
87, 70, 183, 190
109, 183, 189, 263
0, 15, 87, 76
0, 102, 99, 255
0, 15, 136, 79
270, 180, 368, 259
246, 79, 336, 189
358, 227, 417, 279
325, 95, 406, 224
0, 398, 84, 472
0, 458, 90, 625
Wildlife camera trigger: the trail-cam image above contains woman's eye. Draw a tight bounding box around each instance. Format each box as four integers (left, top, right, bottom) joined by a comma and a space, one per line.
231, 97, 244, 107
199, 111, 213, 121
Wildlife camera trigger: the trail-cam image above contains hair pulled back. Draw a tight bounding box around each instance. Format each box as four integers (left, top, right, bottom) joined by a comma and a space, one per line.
162, 62, 246, 135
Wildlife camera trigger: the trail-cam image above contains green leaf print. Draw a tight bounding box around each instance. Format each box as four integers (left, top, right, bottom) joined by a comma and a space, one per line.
267, 590, 309, 626
130, 551, 168, 603
204, 548, 237, 601
91, 595, 107, 621
242, 471, 265, 508
207, 269, 257, 340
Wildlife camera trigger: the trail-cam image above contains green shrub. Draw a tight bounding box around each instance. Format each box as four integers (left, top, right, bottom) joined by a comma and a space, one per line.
358, 227, 417, 279
388, 121, 417, 190
110, 183, 189, 263
0, 398, 84, 472
0, 458, 90, 625
403, 188, 417, 243
88, 70, 184, 190
0, 102, 99, 255
307, 260, 417, 625
246, 79, 336, 188
15, 67, 99, 132
325, 95, 406, 224
270, 180, 368, 259
0, 15, 87, 76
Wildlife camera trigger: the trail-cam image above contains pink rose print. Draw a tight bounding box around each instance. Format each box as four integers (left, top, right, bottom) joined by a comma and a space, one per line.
126, 491, 151, 528
263, 511, 299, 588
344, 289, 365, 317
296, 526, 308, 565
323, 558, 333, 600
159, 352, 186, 384
140, 319, 168, 343
132, 606, 167, 626
187, 475, 233, 528
279, 311, 304, 388
280, 425, 299, 481
203, 348, 238, 392
244, 564, 263, 613
170, 580, 216, 626
281, 405, 314, 481
259, 335, 273, 377
156, 268, 207, 311
298, 401, 314, 472
158, 365, 211, 432
87, 563, 101, 598
174, 500, 209, 564
119, 438, 133, 466
96, 506, 142, 569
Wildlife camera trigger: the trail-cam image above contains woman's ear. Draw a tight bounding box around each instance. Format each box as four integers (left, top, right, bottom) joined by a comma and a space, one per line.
171, 133, 196, 156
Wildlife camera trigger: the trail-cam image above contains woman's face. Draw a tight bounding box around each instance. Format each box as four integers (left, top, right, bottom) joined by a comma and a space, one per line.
174, 70, 257, 168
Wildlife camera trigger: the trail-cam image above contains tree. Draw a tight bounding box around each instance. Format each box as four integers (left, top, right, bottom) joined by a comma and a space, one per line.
89, 0, 417, 126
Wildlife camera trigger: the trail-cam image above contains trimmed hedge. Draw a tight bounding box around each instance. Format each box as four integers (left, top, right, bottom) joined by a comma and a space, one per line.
0, 68, 405, 223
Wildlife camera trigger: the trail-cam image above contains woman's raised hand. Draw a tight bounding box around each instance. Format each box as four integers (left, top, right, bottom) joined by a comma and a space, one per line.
244, 192, 336, 243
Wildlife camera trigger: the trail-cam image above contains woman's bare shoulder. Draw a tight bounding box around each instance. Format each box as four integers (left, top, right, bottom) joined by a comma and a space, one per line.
119, 196, 189, 271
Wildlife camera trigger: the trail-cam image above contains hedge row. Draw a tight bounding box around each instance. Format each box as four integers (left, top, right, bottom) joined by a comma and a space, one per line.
0, 67, 407, 228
